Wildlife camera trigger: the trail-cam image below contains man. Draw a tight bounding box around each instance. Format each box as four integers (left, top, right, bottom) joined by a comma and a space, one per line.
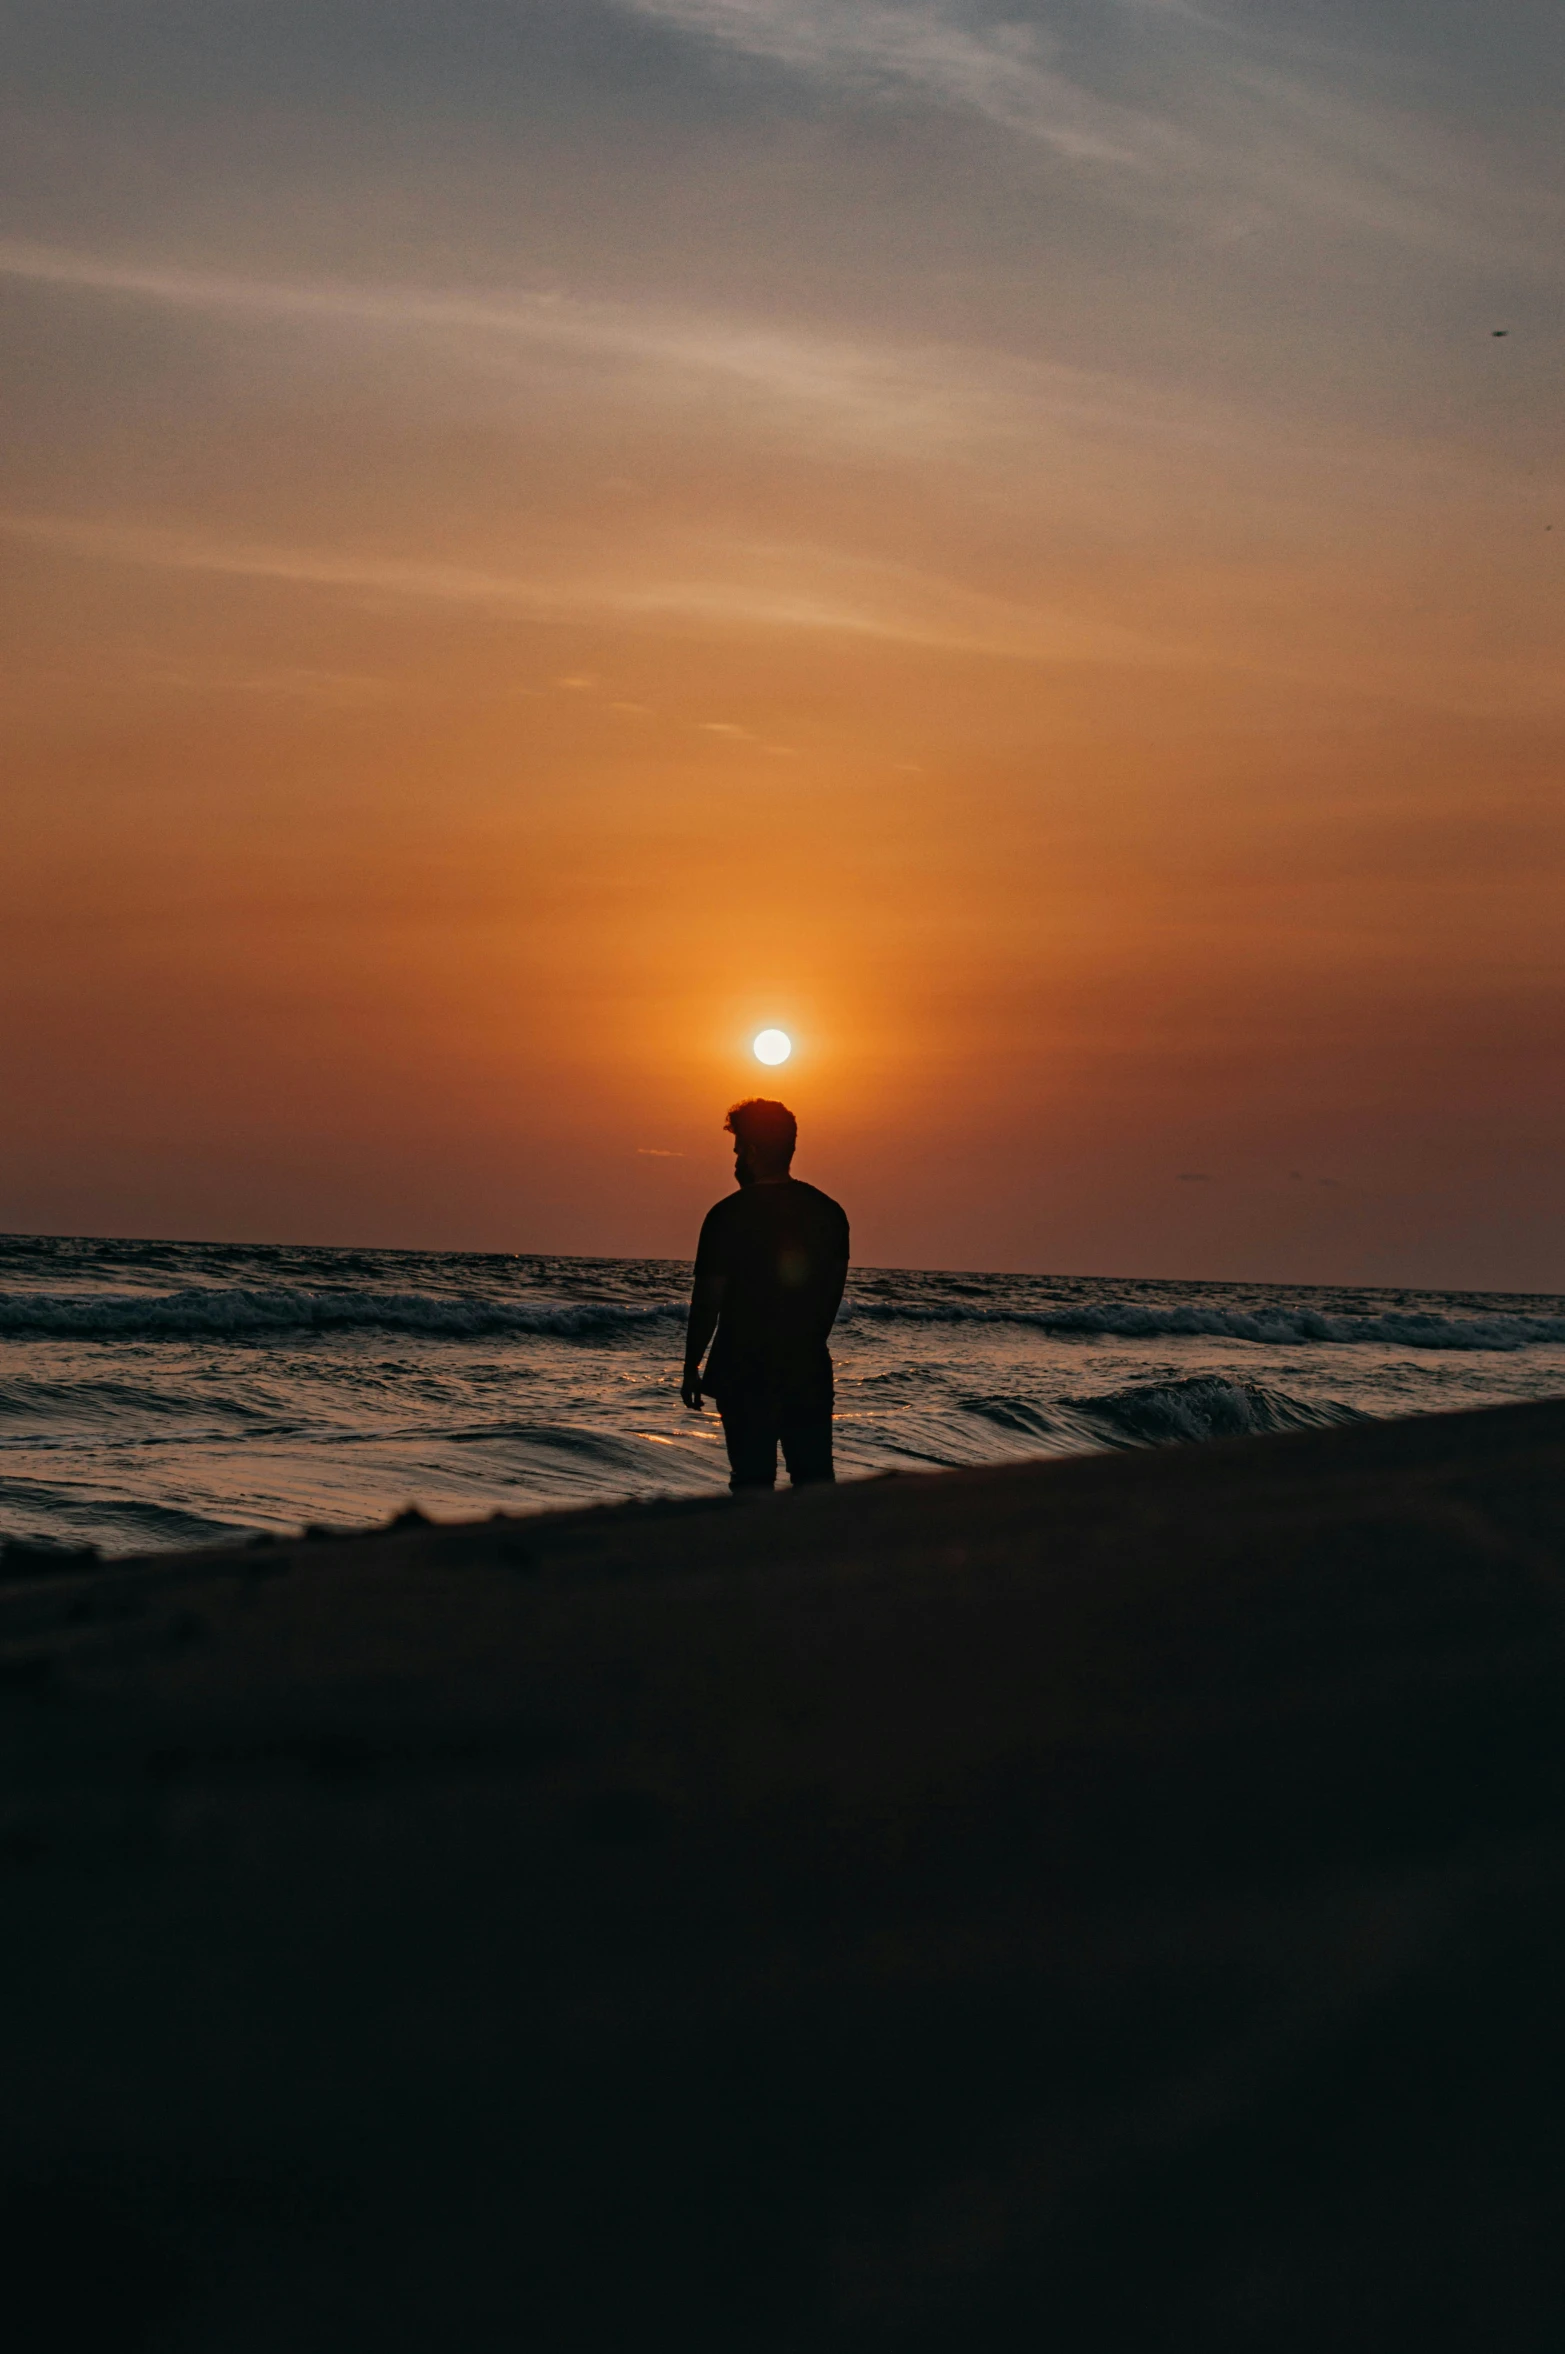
681, 1099, 850, 1491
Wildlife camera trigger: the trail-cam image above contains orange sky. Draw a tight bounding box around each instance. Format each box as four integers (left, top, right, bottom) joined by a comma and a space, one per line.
2, 2, 1562, 1286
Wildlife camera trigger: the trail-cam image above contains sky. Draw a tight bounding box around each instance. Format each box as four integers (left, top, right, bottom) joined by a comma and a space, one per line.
2, 0, 1561, 1287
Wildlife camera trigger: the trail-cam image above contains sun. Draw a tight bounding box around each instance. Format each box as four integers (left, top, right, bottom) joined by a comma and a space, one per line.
752, 1028, 792, 1066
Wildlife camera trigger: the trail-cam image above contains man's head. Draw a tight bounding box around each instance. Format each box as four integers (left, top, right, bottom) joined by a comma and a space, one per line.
726, 1098, 797, 1184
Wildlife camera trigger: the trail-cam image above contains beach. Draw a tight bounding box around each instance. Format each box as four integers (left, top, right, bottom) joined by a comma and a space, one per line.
6, 1394, 1565, 2349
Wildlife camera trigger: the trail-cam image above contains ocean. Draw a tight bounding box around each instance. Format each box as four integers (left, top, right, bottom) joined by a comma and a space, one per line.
2, 1231, 1563, 1556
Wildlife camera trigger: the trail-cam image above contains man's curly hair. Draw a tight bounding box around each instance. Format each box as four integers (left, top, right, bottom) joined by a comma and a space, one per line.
725, 1098, 797, 1176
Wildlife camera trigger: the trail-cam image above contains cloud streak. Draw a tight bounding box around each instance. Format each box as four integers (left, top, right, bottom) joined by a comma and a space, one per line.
4, 235, 1500, 496
0, 512, 1162, 667
614, 0, 1172, 168
1, 234, 1343, 488
612, 0, 1561, 265
0, 236, 1061, 459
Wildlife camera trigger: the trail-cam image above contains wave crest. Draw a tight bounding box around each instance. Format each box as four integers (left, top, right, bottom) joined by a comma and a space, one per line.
2, 1281, 1563, 1355
0, 1288, 684, 1343
1067, 1376, 1365, 1448
846, 1298, 1565, 1353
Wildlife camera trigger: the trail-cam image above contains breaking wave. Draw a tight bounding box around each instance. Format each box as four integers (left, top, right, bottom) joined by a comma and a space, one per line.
2, 1282, 1563, 1352
847, 1298, 1565, 1353
0, 1288, 686, 1343
1067, 1376, 1366, 1449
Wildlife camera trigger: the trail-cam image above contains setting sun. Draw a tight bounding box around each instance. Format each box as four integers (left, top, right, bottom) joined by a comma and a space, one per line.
753, 1029, 792, 1067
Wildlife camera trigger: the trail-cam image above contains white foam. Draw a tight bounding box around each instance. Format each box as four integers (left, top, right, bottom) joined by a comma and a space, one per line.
844, 1299, 1565, 1353
0, 1288, 684, 1343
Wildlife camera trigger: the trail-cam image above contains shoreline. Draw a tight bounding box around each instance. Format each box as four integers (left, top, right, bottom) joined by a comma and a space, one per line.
6, 1229, 1564, 1557
6, 1397, 1565, 2347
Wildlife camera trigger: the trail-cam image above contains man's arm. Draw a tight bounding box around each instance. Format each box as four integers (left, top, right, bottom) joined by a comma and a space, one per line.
819, 1208, 850, 1339
682, 1273, 726, 1411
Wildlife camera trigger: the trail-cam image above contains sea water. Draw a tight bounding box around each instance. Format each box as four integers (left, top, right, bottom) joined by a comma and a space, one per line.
2, 1232, 1563, 1555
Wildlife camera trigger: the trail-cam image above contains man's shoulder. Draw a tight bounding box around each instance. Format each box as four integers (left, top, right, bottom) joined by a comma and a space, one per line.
788, 1180, 849, 1231
698, 1190, 743, 1235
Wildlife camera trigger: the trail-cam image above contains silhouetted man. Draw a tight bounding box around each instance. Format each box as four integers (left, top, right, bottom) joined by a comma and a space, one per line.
681, 1099, 850, 1491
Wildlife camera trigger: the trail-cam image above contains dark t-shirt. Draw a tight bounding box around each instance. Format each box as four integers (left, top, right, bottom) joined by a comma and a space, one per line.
694, 1179, 850, 1402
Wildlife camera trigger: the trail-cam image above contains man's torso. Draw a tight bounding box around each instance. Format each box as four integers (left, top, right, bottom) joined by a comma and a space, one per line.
695, 1180, 850, 1400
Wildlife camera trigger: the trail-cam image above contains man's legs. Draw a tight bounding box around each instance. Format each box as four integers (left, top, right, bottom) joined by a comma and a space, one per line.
779, 1395, 835, 1486
720, 1381, 835, 1492
718, 1392, 780, 1491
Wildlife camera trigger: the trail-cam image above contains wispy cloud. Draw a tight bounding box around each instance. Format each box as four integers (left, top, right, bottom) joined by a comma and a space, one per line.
698, 719, 799, 755
613, 0, 1559, 265
1, 512, 582, 619
0, 512, 1163, 666
1, 237, 1539, 497
11, 507, 1556, 717
0, 235, 1315, 483
615, 0, 1172, 169
0, 235, 1067, 461
4, 243, 1555, 717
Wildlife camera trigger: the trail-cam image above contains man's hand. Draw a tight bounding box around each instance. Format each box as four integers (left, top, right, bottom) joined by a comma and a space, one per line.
682, 1272, 724, 1412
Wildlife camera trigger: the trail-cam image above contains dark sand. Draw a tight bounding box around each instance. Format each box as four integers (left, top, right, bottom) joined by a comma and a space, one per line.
4, 1398, 1565, 2351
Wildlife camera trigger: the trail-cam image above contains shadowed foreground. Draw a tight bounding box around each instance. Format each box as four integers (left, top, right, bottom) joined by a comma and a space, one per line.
4, 1399, 1565, 2350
